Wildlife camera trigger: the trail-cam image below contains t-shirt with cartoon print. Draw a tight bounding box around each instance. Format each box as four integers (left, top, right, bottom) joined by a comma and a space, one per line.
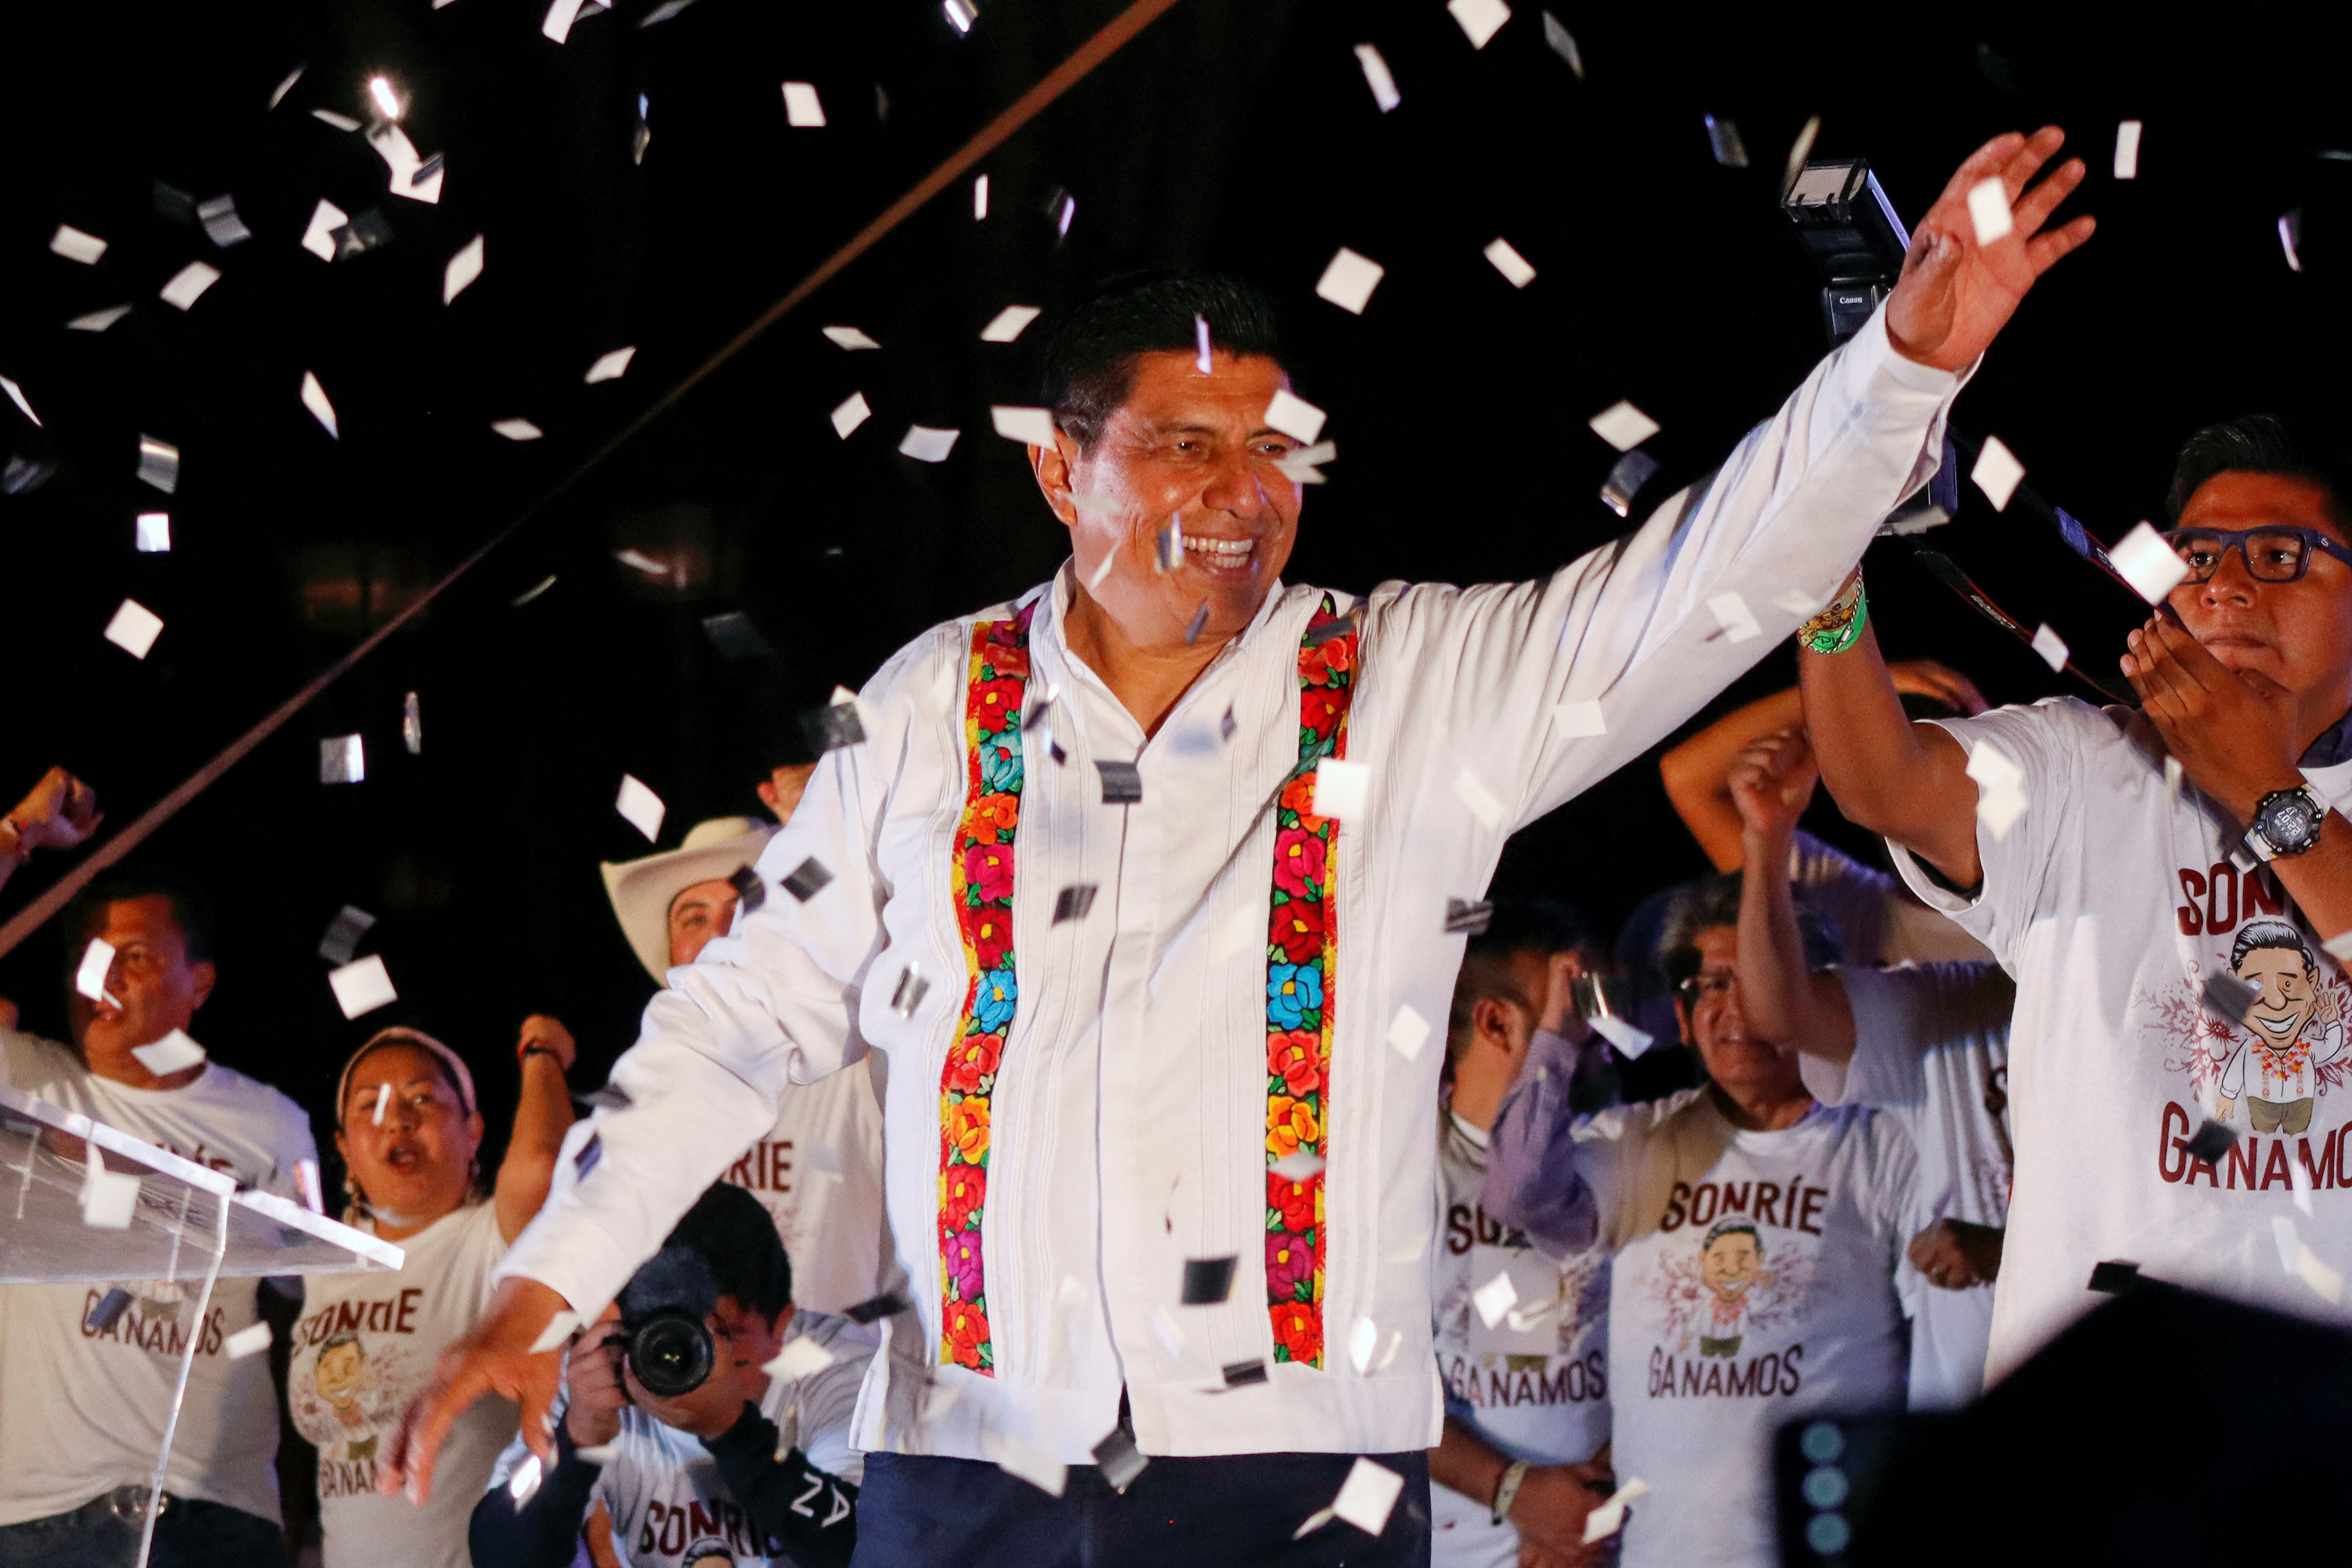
1429, 1104, 1611, 1568
1901, 698, 2352, 1384
1801, 961, 2014, 1408
0, 1030, 317, 1528
1563, 1092, 1916, 1568
288, 1199, 510, 1568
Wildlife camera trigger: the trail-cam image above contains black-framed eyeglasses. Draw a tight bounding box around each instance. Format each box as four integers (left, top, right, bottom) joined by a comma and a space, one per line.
2162, 526, 2352, 585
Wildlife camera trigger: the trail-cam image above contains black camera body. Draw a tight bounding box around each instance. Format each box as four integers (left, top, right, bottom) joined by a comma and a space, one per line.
1782, 158, 1912, 345
616, 1243, 721, 1398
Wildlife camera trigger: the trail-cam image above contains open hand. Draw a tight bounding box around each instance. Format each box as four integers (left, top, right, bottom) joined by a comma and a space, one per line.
1728, 731, 1819, 843
382, 1276, 570, 1502
2121, 614, 2302, 820
1885, 127, 2095, 372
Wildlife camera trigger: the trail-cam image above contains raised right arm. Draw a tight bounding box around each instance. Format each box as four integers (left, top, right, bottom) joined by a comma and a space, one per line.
1797, 588, 1984, 889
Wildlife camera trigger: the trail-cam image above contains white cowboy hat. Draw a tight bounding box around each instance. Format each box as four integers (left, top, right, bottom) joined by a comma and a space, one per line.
601, 816, 775, 983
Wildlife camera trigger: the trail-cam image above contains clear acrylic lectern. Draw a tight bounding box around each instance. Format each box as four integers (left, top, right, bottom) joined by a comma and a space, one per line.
1, 1084, 402, 1568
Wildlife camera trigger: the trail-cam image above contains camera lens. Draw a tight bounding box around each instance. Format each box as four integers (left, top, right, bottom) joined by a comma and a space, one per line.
626, 1310, 715, 1397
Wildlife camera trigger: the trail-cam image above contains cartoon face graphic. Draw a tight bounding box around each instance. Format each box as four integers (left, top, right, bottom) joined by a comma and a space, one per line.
1700, 1219, 1767, 1304
313, 1333, 375, 1427
2231, 920, 2324, 1052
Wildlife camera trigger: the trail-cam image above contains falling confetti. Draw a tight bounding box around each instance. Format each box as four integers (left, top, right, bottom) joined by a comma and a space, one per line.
75, 938, 117, 1002
104, 601, 165, 660
301, 371, 339, 438
615, 774, 666, 840
1386, 1002, 1432, 1061
1353, 44, 1400, 113
137, 435, 179, 493
991, 406, 1057, 445
1312, 757, 1369, 818
136, 513, 171, 552
1447, 0, 1510, 50
2030, 623, 2068, 672
979, 305, 1041, 342
782, 858, 834, 901
1704, 114, 1749, 168
763, 1335, 838, 1380
782, 82, 826, 126
1052, 884, 1098, 923
1581, 1477, 1651, 1543
197, 195, 252, 247
585, 346, 637, 382
444, 234, 485, 303
822, 325, 881, 351
50, 225, 106, 264
1181, 1256, 1237, 1304
81, 1161, 141, 1229
1965, 739, 2028, 840
1314, 247, 1385, 314
67, 305, 132, 332
1264, 389, 1327, 445
1483, 237, 1535, 288
1540, 11, 1584, 75
1588, 400, 1658, 451
2114, 120, 2142, 179
2110, 521, 2190, 603
830, 392, 872, 439
131, 1030, 207, 1075
159, 261, 222, 311
329, 955, 399, 1019
1600, 451, 1659, 518
0, 375, 38, 426
898, 425, 959, 462
318, 906, 378, 966
1097, 760, 1143, 805
1965, 177, 2013, 245
1443, 898, 1493, 935
321, 735, 366, 785
1970, 436, 2025, 510
1330, 1457, 1406, 1535
491, 418, 544, 441
224, 1322, 273, 1360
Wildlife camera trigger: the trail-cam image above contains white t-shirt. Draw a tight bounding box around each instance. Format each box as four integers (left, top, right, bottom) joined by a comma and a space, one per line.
725, 1058, 888, 1318
487, 1309, 872, 1568
1789, 829, 1992, 969
287, 1200, 510, 1568
1574, 1091, 1914, 1568
1801, 963, 2013, 1409
1429, 1112, 1610, 1568
0, 1030, 317, 1526
1901, 698, 2352, 1383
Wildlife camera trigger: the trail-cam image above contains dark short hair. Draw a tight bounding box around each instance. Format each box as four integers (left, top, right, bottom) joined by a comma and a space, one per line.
665, 1182, 792, 1322
1038, 271, 1287, 452
1468, 894, 1599, 963
61, 862, 218, 969
2167, 414, 2352, 529
1658, 872, 1841, 985
2230, 917, 2313, 976
1703, 1214, 1762, 1251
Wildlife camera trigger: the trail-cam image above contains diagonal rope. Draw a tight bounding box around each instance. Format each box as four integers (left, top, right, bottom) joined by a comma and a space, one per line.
0, 0, 1189, 960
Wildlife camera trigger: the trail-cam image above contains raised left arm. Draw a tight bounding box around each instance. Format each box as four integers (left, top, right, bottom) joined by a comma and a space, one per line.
495, 1016, 578, 1244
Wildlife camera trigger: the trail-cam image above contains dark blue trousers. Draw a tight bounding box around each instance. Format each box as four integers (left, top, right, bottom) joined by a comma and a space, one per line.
851, 1449, 1431, 1568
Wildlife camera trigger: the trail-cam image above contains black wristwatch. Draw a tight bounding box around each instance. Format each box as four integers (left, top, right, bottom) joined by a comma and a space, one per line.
2246, 784, 2329, 861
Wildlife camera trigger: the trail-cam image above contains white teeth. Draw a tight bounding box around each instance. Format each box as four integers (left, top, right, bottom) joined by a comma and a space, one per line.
1183, 537, 1253, 562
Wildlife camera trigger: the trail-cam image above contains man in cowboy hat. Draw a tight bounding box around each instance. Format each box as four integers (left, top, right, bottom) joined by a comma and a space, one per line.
600, 818, 889, 1320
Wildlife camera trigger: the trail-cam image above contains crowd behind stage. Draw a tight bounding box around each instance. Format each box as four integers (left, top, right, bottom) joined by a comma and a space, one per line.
6, 380, 2352, 1564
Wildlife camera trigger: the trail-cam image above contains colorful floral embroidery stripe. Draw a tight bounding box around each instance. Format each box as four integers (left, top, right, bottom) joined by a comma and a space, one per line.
1266, 599, 1356, 1368
939, 605, 1033, 1374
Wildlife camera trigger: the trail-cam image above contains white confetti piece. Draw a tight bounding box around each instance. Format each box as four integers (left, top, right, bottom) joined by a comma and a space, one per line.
1447, 0, 1510, 49
312, 108, 362, 132
0, 375, 37, 427
1588, 400, 1657, 452
367, 123, 444, 203
492, 418, 544, 441
782, 81, 826, 126
1452, 768, 1505, 829
1346, 1315, 1379, 1373
1966, 177, 2013, 245
1582, 1477, 1650, 1543
823, 325, 880, 351
830, 392, 871, 439
991, 406, 1057, 446
1386, 1002, 1432, 1062
321, 734, 365, 784
329, 955, 398, 1019
373, 1082, 391, 1124
1966, 739, 2028, 840
1471, 1269, 1518, 1328
526, 1312, 582, 1355
638, 0, 694, 22
1705, 113, 1750, 168
137, 435, 179, 493
295, 1157, 324, 1214
1314, 247, 1385, 314
993, 1431, 1068, 1497
1552, 700, 1606, 737
160, 261, 221, 311
2114, 120, 2141, 180
2111, 521, 2190, 604
507, 1454, 543, 1504
616, 774, 666, 841
2297, 1244, 2343, 1304
1293, 1507, 1337, 1540
197, 195, 252, 248
1483, 237, 1535, 288
50, 225, 107, 264
1353, 44, 1399, 113
104, 600, 164, 659
75, 939, 117, 1003
1311, 757, 1369, 819
542, 0, 601, 43
299, 199, 348, 262
67, 304, 132, 332
443, 234, 485, 304
1591, 1013, 1655, 1058
81, 1161, 140, 1229
1541, 10, 1583, 74
1331, 1456, 1405, 1535
1970, 436, 2025, 511
2280, 210, 2304, 273
1270, 1149, 1325, 1182
585, 346, 636, 383
1707, 592, 1760, 644
2290, 1149, 2315, 1216
979, 304, 1040, 342
899, 425, 960, 463
301, 371, 339, 438
1264, 388, 1327, 445
973, 173, 989, 219
269, 63, 304, 110
945, 0, 976, 33
763, 1334, 838, 1381
575, 1444, 619, 1464
1274, 440, 1336, 486
224, 1321, 273, 1360
2030, 623, 2068, 672
131, 1030, 206, 1076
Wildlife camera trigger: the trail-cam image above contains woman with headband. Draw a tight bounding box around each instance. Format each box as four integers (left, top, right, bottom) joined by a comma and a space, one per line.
286, 1018, 575, 1568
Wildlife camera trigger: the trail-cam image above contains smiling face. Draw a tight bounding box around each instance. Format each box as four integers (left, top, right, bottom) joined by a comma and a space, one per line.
2234, 943, 2320, 1050
313, 1336, 371, 1415
333, 1043, 482, 1233
2167, 473, 2352, 718
1702, 1228, 1764, 1301
67, 895, 214, 1068
667, 878, 741, 968
1033, 349, 1305, 649
1676, 927, 1808, 1103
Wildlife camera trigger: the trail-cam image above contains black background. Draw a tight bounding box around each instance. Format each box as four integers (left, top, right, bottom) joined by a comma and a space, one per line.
4, 0, 2350, 1164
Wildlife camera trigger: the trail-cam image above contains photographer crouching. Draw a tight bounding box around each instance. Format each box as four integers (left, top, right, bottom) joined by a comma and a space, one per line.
468, 1184, 869, 1567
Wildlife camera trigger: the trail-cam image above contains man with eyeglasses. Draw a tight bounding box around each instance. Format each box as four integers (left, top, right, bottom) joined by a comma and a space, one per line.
1481, 876, 1917, 1568
1791, 412, 2352, 1391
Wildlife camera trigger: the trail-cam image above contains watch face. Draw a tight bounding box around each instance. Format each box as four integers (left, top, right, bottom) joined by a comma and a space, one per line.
2261, 791, 2326, 851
